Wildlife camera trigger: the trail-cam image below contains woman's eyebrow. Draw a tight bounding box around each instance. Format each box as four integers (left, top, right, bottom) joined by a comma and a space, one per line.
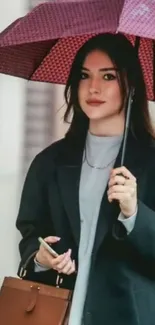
81, 67, 118, 72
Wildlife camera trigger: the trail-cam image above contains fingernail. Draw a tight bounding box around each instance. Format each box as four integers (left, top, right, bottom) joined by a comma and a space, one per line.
55, 237, 61, 240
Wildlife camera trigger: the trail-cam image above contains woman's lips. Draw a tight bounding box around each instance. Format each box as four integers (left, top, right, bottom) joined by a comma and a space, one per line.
86, 100, 105, 106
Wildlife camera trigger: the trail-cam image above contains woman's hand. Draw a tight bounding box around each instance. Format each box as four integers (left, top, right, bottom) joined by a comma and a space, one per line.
35, 236, 76, 275
107, 166, 137, 218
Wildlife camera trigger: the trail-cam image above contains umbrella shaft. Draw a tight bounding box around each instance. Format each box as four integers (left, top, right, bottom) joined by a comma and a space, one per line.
121, 88, 135, 166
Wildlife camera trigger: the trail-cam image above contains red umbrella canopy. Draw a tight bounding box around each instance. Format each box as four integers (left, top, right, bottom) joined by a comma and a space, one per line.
0, 0, 154, 100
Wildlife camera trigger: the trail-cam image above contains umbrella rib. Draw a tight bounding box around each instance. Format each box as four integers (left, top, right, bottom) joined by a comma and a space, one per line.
134, 36, 140, 55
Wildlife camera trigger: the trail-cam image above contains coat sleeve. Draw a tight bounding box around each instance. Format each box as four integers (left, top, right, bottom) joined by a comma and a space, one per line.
112, 155, 155, 265
126, 199, 155, 260
16, 154, 58, 284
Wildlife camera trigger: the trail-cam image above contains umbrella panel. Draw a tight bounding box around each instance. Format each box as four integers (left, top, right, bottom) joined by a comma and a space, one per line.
0, 40, 56, 80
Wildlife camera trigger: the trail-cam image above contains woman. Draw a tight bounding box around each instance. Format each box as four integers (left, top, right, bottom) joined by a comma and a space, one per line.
16, 33, 155, 325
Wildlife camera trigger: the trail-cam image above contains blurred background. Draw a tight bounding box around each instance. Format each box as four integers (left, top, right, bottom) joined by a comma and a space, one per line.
0, 0, 155, 286
0, 0, 69, 286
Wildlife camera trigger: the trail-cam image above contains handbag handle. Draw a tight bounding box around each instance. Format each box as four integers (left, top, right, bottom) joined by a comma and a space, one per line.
19, 250, 63, 287
19, 250, 39, 278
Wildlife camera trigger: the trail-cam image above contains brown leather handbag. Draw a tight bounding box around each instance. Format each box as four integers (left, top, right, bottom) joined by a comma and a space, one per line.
0, 252, 72, 325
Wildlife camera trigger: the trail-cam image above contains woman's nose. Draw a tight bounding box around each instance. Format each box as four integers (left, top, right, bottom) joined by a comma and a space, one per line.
89, 78, 101, 94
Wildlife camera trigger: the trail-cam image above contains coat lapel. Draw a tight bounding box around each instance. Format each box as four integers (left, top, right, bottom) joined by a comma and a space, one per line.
56, 136, 85, 246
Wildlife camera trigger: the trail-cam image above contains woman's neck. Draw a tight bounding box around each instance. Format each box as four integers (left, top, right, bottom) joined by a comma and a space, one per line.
89, 114, 125, 137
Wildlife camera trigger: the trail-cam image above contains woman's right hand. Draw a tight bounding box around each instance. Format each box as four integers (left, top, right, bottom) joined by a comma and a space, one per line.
35, 236, 76, 275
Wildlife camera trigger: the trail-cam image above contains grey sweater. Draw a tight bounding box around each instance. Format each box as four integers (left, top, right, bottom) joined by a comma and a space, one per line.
35, 132, 137, 325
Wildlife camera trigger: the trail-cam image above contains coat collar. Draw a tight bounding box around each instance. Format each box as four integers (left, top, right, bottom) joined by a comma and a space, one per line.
55, 131, 148, 251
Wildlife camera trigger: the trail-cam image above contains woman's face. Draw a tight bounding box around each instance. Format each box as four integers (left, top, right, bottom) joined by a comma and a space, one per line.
78, 50, 124, 122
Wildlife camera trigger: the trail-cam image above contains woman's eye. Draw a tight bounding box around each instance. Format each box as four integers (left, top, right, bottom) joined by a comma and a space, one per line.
80, 72, 89, 80
104, 74, 116, 81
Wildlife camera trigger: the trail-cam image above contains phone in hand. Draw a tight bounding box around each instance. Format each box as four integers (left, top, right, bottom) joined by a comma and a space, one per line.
38, 237, 59, 258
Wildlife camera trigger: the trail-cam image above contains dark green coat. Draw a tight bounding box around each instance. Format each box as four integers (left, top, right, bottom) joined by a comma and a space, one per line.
16, 132, 155, 325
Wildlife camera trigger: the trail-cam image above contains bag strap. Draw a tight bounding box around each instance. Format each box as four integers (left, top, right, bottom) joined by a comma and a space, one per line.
19, 250, 64, 288
19, 250, 39, 278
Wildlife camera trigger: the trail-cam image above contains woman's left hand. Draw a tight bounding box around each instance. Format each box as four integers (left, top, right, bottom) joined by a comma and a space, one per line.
107, 166, 137, 218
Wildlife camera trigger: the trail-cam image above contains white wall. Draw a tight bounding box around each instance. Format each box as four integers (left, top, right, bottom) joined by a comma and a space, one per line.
0, 1, 27, 286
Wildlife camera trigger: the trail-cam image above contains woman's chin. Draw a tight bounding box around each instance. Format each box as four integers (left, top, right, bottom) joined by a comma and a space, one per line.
82, 106, 108, 121
84, 112, 107, 121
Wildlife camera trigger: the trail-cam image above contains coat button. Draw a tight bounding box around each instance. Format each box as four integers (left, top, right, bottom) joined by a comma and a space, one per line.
85, 312, 92, 325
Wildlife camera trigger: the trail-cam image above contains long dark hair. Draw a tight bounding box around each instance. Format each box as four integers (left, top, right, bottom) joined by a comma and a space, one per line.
64, 33, 154, 145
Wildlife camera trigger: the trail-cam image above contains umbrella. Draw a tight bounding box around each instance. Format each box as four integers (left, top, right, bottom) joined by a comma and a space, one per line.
0, 0, 154, 100
0, 0, 124, 84
0, 0, 154, 164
